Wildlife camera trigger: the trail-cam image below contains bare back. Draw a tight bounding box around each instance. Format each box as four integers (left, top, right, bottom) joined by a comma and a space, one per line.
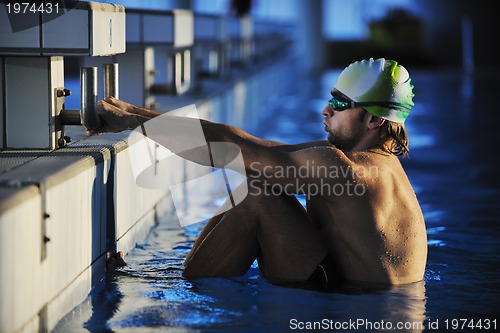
306, 150, 427, 285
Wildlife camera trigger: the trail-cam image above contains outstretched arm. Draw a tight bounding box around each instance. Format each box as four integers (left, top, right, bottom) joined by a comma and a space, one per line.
92, 98, 348, 191
92, 97, 330, 150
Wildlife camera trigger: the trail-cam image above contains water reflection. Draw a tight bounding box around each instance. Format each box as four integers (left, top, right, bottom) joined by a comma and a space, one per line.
54, 214, 428, 333
179, 268, 427, 333
84, 276, 123, 333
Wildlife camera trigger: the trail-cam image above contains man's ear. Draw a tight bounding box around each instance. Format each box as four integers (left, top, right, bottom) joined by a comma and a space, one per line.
367, 115, 385, 129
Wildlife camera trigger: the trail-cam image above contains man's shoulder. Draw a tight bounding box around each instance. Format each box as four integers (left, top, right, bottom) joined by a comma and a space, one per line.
345, 150, 406, 179
347, 149, 399, 164
294, 144, 351, 162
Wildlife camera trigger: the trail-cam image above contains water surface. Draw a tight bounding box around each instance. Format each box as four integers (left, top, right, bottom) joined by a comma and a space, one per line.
55, 69, 500, 332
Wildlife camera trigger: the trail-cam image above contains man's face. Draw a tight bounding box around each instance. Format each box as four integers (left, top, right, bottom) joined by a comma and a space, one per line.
322, 89, 368, 151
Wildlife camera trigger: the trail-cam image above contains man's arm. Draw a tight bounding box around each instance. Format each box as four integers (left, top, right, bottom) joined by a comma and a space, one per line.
272, 141, 332, 152
96, 97, 330, 150
208, 121, 330, 151
198, 119, 352, 192
95, 98, 350, 192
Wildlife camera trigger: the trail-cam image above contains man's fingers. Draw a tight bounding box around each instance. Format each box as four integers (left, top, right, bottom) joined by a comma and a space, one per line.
86, 129, 101, 136
104, 96, 139, 115
85, 122, 123, 136
95, 99, 134, 133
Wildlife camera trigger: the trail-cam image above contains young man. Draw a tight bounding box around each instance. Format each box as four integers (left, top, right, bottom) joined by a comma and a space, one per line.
92, 58, 427, 286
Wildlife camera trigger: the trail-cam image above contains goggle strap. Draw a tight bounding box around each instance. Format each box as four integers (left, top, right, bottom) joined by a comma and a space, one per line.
355, 101, 412, 112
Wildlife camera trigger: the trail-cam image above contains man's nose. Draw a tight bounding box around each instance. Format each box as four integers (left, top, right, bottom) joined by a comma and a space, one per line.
322, 106, 333, 118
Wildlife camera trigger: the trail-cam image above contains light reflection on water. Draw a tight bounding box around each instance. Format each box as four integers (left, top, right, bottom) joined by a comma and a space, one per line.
54, 70, 500, 332
72, 214, 429, 332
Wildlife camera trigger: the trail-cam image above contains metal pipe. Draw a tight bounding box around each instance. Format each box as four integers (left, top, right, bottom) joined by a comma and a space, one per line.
80, 67, 102, 130
59, 109, 81, 126
104, 63, 119, 99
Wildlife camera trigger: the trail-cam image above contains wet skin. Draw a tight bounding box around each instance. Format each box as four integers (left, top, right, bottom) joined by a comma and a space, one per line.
94, 94, 427, 285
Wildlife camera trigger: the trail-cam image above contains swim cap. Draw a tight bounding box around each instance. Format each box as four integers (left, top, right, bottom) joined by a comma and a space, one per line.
333, 58, 414, 123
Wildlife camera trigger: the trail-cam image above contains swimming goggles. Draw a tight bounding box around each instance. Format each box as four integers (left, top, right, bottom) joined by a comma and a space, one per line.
328, 95, 412, 112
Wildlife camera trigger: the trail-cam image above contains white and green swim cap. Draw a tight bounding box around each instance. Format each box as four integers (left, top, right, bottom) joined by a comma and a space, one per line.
334, 58, 414, 124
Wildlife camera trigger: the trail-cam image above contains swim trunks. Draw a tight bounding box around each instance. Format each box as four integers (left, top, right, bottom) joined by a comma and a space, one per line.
308, 255, 340, 285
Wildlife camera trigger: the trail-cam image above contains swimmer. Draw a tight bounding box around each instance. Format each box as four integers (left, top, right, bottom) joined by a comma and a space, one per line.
91, 58, 427, 286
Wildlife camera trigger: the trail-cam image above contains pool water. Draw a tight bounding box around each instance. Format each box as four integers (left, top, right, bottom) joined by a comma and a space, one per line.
54, 69, 500, 332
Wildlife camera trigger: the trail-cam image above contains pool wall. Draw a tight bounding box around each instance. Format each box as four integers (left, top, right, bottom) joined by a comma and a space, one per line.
0, 54, 293, 333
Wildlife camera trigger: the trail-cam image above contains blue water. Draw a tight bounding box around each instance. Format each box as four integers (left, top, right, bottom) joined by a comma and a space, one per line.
54, 69, 500, 332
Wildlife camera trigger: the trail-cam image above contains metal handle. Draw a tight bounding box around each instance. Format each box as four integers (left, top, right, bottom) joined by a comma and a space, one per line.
104, 63, 119, 99
80, 67, 102, 130
173, 50, 191, 95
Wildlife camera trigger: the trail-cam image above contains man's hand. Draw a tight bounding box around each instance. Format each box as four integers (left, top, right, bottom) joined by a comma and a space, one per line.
87, 97, 156, 136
